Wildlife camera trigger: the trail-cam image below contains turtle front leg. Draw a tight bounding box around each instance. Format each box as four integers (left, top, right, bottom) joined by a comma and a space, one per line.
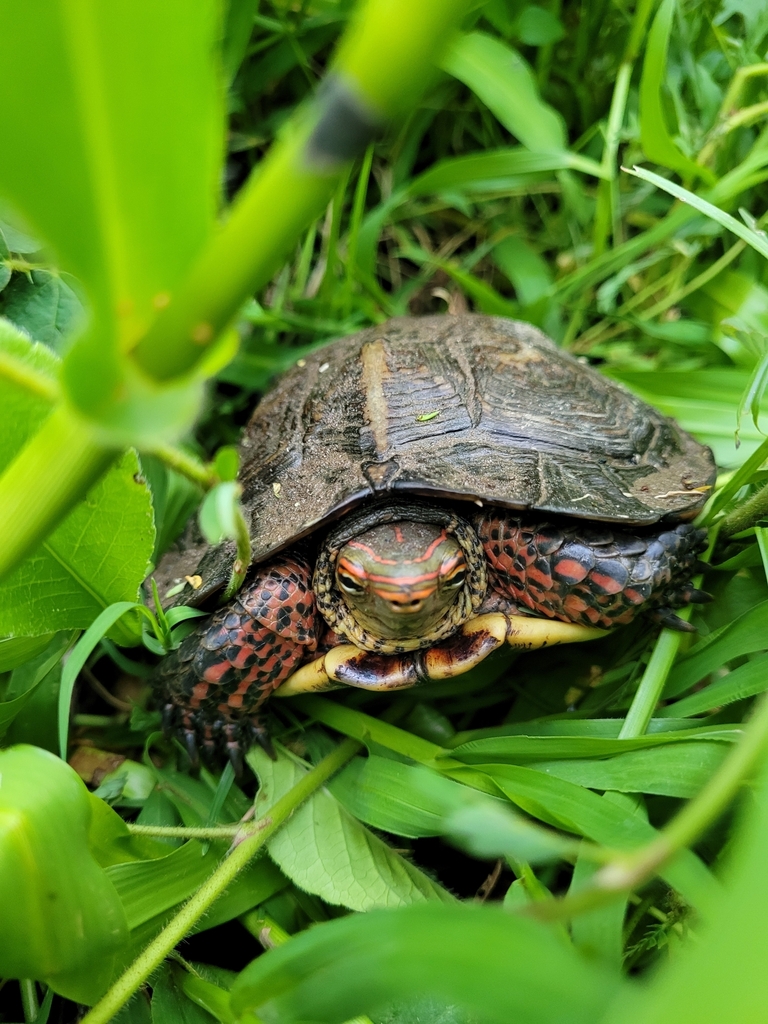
152, 554, 320, 772
274, 614, 604, 695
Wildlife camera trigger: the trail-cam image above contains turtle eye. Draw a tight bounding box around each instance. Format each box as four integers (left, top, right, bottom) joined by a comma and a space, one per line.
443, 568, 466, 589
337, 570, 366, 595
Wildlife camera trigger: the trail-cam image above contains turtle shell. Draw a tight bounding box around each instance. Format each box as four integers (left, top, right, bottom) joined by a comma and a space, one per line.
191, 315, 715, 600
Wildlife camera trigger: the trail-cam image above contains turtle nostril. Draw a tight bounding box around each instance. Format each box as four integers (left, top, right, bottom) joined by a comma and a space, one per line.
386, 596, 423, 611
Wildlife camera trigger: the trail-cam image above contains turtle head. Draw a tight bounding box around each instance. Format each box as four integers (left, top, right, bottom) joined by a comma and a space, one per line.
335, 520, 469, 643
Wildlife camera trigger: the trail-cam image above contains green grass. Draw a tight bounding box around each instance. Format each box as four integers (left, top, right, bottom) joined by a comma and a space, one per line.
2, 0, 768, 1022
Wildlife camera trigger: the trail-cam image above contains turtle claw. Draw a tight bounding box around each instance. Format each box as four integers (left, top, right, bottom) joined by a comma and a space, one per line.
226, 742, 245, 779
686, 588, 713, 605
183, 729, 201, 771
162, 702, 176, 736
653, 607, 697, 632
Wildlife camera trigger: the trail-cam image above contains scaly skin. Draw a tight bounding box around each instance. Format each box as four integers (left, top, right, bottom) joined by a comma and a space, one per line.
477, 515, 709, 631
154, 555, 318, 769
152, 510, 709, 769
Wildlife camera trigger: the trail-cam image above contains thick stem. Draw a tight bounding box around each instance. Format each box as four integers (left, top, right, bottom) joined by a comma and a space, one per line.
132, 0, 473, 381
719, 481, 768, 537
147, 443, 216, 490
0, 405, 117, 582
81, 737, 361, 1024
127, 824, 244, 839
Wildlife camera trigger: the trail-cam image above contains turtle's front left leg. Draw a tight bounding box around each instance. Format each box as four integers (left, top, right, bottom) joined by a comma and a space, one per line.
274, 614, 604, 695
153, 554, 319, 771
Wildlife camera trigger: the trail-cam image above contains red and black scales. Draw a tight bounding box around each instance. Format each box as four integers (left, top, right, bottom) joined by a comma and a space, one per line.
154, 555, 319, 770
152, 514, 709, 768
477, 516, 709, 631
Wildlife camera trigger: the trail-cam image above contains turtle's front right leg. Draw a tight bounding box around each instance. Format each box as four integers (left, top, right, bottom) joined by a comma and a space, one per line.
274, 613, 604, 696
152, 554, 319, 772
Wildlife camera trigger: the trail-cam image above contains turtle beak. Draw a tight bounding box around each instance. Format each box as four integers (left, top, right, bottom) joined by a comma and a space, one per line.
371, 583, 437, 612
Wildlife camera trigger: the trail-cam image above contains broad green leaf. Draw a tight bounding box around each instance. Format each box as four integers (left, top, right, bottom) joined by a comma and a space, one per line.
517, 4, 565, 45
0, 0, 222, 347
151, 764, 252, 827
114, 998, 152, 1024
439, 792, 579, 865
638, 0, 715, 184
659, 653, 768, 718
0, 319, 61, 462
0, 745, 128, 1004
330, 754, 491, 838
199, 481, 242, 544
373, 995, 476, 1024
0, 451, 153, 643
0, 633, 55, 672
0, 325, 154, 644
460, 763, 718, 908
0, 219, 42, 254
230, 903, 622, 1024
442, 33, 566, 152
107, 840, 285, 931
569, 823, 625, 971
530, 742, 728, 797
249, 746, 454, 910
664, 601, 768, 698
0, 633, 70, 742
1, 270, 84, 352
330, 755, 446, 837
151, 963, 222, 1024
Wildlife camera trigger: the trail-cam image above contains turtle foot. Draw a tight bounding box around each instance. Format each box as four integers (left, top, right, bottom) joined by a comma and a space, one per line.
162, 703, 275, 776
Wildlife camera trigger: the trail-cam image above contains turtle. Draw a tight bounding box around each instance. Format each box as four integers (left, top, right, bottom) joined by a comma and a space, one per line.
151, 314, 715, 770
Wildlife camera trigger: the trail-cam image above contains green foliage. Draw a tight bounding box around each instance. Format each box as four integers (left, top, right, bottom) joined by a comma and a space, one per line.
230, 902, 620, 1024
249, 745, 454, 910
2, 0, 768, 1021
0, 323, 155, 645
0, 745, 128, 1003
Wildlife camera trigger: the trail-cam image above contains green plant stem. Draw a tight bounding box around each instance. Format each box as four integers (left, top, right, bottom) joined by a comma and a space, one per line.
293, 694, 453, 766
0, 351, 59, 402
132, 0, 474, 381
0, 405, 117, 582
527, 690, 768, 922
223, 501, 252, 600
720, 481, 768, 537
619, 629, 685, 739
602, 689, 768, 891
147, 443, 216, 489
593, 61, 632, 256
127, 823, 245, 839
81, 737, 361, 1024
20, 980, 39, 1023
